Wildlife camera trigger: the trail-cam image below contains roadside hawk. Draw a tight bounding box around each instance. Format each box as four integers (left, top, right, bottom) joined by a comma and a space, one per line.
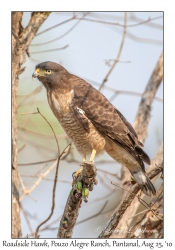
32, 61, 156, 197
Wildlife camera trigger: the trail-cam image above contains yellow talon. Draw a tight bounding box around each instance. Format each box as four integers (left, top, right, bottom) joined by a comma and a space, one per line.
90, 149, 96, 162
75, 168, 83, 177
72, 168, 83, 185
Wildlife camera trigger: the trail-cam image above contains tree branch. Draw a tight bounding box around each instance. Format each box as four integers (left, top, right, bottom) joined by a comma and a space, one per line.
12, 11, 50, 238
133, 52, 163, 143
57, 161, 98, 238
12, 11, 24, 239
19, 12, 51, 49
98, 159, 163, 238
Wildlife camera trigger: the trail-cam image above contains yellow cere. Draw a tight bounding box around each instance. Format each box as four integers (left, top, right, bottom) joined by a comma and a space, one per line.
35, 68, 51, 76
35, 68, 40, 73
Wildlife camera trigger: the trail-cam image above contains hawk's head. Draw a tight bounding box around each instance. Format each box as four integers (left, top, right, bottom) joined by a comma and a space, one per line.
32, 61, 71, 90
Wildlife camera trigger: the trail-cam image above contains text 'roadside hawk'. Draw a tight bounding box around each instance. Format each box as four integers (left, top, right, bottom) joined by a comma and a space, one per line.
32, 61, 156, 197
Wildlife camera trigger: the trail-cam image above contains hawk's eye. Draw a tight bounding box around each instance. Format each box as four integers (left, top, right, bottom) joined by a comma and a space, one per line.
45, 69, 52, 74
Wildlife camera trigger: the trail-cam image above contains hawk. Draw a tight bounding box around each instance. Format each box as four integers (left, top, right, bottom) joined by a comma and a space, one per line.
32, 61, 156, 197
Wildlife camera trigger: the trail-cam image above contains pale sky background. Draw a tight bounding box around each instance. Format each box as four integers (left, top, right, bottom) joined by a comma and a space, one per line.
16, 12, 163, 238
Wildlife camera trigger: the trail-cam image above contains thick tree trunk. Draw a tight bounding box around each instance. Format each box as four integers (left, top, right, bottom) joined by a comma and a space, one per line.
12, 12, 23, 238
12, 11, 50, 238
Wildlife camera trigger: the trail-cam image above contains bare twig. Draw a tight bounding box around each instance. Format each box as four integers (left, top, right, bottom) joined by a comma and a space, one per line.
18, 158, 57, 166
18, 171, 26, 195
18, 158, 114, 167
21, 175, 71, 185
105, 59, 131, 66
129, 13, 163, 30
99, 12, 127, 92
90, 80, 163, 103
18, 126, 67, 140
18, 144, 26, 153
126, 30, 162, 46
36, 17, 75, 36
18, 133, 58, 154
109, 89, 163, 103
127, 208, 150, 219
30, 45, 69, 54
19, 160, 57, 201
20, 204, 34, 236
75, 15, 163, 28
31, 13, 88, 47
97, 168, 121, 179
20, 107, 70, 237
34, 108, 71, 238
36, 108, 60, 153
110, 182, 163, 221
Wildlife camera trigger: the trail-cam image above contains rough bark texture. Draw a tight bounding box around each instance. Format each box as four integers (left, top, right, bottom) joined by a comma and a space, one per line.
12, 12, 23, 238
58, 161, 98, 238
98, 160, 163, 238
12, 11, 50, 238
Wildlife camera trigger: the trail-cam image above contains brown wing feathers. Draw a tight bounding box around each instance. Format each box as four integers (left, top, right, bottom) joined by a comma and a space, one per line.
72, 81, 150, 167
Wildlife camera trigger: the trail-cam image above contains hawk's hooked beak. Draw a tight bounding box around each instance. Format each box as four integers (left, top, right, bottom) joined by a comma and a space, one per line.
32, 72, 39, 79
32, 68, 44, 79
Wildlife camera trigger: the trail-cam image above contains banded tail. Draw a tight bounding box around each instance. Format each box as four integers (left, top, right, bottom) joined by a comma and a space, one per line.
131, 169, 156, 197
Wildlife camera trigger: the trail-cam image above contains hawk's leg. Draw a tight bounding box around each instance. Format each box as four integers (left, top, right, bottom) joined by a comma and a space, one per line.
89, 149, 96, 162
82, 156, 86, 163
72, 149, 97, 185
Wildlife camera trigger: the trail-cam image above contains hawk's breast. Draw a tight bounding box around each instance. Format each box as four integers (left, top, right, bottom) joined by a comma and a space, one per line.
47, 90, 106, 157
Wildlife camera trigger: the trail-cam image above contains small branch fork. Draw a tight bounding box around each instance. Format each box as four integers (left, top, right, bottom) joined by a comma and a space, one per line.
57, 161, 98, 238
